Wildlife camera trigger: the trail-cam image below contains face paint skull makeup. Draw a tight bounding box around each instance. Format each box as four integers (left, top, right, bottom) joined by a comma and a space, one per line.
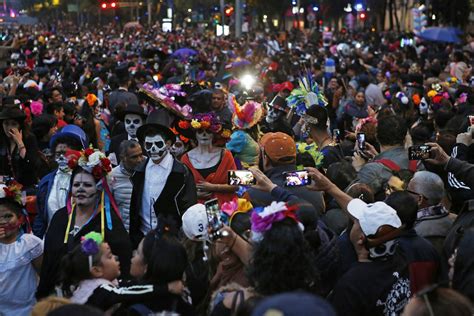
196, 129, 213, 146
124, 114, 144, 138
170, 137, 185, 157
266, 107, 283, 124
71, 172, 98, 207
145, 135, 169, 162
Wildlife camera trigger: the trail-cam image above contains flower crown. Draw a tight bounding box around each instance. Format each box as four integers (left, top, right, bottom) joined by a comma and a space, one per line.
80, 232, 103, 269
221, 198, 253, 225
66, 148, 112, 180
86, 93, 98, 107
0, 181, 24, 206
178, 112, 231, 139
251, 201, 304, 241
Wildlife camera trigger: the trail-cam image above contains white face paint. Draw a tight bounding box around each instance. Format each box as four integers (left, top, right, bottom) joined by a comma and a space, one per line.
71, 172, 98, 207
124, 114, 144, 138
265, 107, 282, 124
144, 134, 169, 163
196, 129, 213, 146
170, 137, 185, 157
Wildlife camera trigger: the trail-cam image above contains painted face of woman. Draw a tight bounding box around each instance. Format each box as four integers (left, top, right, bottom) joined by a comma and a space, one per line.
170, 137, 185, 157
71, 172, 98, 207
196, 129, 213, 146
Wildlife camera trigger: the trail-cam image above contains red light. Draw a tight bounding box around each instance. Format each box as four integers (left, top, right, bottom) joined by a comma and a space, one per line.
318, 20, 323, 25
225, 6, 234, 16
360, 12, 366, 19
111, 2, 116, 8
101, 3, 107, 8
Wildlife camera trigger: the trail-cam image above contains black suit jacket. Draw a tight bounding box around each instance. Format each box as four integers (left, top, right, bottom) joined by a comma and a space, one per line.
129, 156, 197, 248
108, 133, 128, 164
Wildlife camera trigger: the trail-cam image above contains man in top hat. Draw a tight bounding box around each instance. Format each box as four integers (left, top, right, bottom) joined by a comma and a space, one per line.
108, 103, 147, 165
129, 110, 197, 248
108, 63, 139, 112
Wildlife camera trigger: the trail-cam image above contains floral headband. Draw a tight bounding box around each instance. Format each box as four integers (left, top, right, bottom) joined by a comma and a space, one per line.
0, 181, 24, 206
221, 198, 253, 225
80, 232, 103, 269
251, 201, 303, 242
355, 116, 378, 134
86, 93, 98, 107
66, 148, 112, 180
178, 112, 231, 139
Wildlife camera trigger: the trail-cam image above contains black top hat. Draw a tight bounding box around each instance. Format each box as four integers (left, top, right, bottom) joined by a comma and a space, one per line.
0, 106, 26, 121
136, 108, 175, 143
120, 104, 147, 121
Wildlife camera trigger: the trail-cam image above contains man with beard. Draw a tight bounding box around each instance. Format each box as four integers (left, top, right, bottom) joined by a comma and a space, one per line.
108, 104, 146, 165
129, 110, 197, 248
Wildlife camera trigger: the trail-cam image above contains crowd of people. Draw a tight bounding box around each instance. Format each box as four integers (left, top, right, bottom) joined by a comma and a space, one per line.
0, 20, 474, 316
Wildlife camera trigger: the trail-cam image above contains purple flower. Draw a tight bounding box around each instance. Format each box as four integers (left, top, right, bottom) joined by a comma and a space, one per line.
81, 238, 100, 256
251, 210, 286, 233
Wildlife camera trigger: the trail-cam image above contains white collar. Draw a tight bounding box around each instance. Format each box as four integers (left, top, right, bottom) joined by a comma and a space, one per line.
146, 152, 173, 170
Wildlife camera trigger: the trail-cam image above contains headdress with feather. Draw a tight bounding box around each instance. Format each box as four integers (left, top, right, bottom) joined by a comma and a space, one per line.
286, 73, 327, 116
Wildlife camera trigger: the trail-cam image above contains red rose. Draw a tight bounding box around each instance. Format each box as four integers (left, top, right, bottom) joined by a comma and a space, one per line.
68, 158, 78, 170
92, 165, 103, 179
84, 148, 95, 157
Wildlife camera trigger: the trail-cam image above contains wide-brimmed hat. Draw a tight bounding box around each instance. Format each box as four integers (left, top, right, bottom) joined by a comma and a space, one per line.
136, 108, 175, 143
0, 106, 27, 121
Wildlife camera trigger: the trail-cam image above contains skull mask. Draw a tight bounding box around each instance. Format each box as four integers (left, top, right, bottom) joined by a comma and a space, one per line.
144, 134, 169, 163
125, 114, 144, 138
170, 136, 186, 157
266, 107, 283, 124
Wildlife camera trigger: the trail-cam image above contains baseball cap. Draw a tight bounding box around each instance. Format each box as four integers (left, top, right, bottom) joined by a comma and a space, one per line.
251, 291, 336, 316
347, 199, 402, 237
182, 204, 208, 241
259, 132, 296, 164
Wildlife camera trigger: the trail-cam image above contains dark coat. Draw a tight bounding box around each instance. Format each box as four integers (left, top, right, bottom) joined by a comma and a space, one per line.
108, 133, 128, 165
129, 157, 197, 248
32, 170, 61, 238
36, 206, 132, 299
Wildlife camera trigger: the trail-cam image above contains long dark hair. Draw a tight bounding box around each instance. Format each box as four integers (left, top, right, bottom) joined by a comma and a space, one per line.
141, 219, 188, 285
247, 218, 319, 296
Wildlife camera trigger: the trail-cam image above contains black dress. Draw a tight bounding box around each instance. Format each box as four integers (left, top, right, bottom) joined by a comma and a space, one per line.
36, 205, 133, 299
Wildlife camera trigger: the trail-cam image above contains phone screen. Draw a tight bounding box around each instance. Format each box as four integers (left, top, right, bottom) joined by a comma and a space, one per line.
333, 129, 341, 143
205, 198, 222, 241
284, 170, 311, 187
408, 145, 431, 160
228, 170, 256, 186
357, 133, 366, 150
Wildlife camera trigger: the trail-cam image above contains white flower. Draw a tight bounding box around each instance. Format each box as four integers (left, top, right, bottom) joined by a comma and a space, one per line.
0, 185, 6, 199
258, 201, 287, 218
87, 151, 103, 168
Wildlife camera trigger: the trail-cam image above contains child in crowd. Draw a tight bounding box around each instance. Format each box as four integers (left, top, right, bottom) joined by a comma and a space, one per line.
0, 182, 43, 316
60, 231, 184, 313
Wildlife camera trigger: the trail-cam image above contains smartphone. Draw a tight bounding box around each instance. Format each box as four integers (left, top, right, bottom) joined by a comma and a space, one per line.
357, 133, 366, 151
205, 198, 223, 241
284, 170, 311, 187
228, 170, 256, 186
408, 145, 431, 160
333, 129, 341, 143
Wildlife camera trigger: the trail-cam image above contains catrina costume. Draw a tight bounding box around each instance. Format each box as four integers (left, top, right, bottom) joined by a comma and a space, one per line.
36, 149, 132, 299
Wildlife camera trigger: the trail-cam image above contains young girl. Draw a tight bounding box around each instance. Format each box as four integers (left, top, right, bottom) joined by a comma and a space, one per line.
60, 231, 183, 313
0, 182, 43, 316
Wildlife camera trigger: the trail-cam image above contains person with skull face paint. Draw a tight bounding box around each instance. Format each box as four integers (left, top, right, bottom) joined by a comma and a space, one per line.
129, 110, 197, 248
108, 104, 147, 166
33, 125, 88, 238
261, 83, 294, 137
37, 148, 132, 299
180, 112, 237, 205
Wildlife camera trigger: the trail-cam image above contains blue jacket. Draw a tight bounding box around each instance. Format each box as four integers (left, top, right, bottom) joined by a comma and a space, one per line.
32, 170, 66, 238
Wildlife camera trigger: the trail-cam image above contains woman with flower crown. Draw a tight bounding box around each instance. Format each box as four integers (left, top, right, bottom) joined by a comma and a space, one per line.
179, 112, 238, 205
37, 148, 132, 299
0, 180, 43, 316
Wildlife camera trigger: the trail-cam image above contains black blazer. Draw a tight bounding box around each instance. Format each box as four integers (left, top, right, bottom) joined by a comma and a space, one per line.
108, 133, 128, 164
129, 157, 197, 248
36, 205, 132, 299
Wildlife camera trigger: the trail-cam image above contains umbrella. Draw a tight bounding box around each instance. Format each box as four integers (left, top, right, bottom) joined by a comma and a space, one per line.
124, 21, 143, 30
418, 27, 461, 44
171, 48, 197, 59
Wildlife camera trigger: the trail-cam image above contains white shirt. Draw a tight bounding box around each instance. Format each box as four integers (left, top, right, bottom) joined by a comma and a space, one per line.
140, 153, 173, 234
47, 170, 72, 223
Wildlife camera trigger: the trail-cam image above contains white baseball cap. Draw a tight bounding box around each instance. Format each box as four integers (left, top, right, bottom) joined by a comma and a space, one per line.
347, 199, 402, 236
182, 204, 208, 241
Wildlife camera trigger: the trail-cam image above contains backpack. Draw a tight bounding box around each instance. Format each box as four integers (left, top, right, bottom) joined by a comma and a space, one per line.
373, 158, 418, 198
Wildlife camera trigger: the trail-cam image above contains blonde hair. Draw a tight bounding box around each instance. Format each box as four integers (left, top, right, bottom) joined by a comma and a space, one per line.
31, 296, 71, 316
